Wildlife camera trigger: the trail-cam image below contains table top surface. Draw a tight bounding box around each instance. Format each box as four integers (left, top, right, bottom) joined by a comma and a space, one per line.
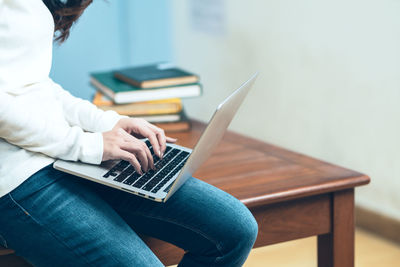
171, 120, 370, 208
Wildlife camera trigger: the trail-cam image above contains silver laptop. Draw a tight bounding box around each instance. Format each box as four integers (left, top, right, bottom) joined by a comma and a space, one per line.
53, 73, 258, 202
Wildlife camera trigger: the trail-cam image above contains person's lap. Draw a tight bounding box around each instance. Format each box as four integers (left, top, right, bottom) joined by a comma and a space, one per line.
0, 165, 258, 267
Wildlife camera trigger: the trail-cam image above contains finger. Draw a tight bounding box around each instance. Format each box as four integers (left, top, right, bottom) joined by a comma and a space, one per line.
146, 124, 165, 156
118, 149, 142, 175
147, 124, 169, 156
141, 127, 162, 159
154, 128, 167, 158
134, 148, 149, 173
121, 129, 155, 169
119, 130, 152, 171
142, 140, 155, 169
119, 128, 136, 143
166, 136, 178, 143
122, 142, 149, 172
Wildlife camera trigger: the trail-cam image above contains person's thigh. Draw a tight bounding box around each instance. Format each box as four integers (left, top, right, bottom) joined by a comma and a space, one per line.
0, 166, 163, 267
95, 177, 259, 267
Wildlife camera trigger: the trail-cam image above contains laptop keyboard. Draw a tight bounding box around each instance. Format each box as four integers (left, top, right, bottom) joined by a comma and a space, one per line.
102, 140, 190, 194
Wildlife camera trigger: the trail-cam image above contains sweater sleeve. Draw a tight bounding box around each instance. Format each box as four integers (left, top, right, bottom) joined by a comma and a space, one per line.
51, 80, 123, 133
0, 91, 104, 164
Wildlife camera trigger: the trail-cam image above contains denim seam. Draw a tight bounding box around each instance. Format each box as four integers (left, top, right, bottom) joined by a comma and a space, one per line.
7, 193, 95, 267
7, 193, 31, 216
133, 211, 224, 265
0, 234, 7, 248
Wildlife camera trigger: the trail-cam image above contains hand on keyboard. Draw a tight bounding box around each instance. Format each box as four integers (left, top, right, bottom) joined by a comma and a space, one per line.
113, 118, 177, 158
102, 118, 177, 174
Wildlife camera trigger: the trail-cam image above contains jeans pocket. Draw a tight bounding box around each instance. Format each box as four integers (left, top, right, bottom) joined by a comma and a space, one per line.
8, 193, 31, 218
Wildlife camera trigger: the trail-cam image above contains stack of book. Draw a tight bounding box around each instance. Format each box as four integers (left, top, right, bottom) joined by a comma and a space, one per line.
90, 63, 202, 132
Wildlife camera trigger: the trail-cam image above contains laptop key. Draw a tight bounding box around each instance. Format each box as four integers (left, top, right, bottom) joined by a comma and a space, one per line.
149, 147, 155, 156
117, 161, 130, 169
113, 161, 128, 172
114, 165, 134, 182
103, 169, 117, 178
132, 172, 154, 188
142, 152, 187, 191
142, 173, 166, 191
123, 172, 141, 185
158, 172, 175, 187
180, 151, 190, 157
163, 182, 174, 193
103, 160, 130, 178
142, 183, 157, 191
145, 140, 151, 147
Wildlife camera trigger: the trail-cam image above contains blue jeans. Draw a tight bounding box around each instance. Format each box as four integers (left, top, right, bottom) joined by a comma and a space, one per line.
0, 165, 258, 266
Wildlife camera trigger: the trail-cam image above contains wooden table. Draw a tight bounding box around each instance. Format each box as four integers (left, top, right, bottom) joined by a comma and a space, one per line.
141, 120, 370, 267
0, 120, 370, 267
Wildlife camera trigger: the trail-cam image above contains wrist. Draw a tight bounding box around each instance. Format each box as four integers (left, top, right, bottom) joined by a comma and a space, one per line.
100, 111, 127, 132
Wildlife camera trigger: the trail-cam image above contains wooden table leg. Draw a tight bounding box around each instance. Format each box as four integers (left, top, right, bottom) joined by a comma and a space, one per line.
318, 189, 355, 267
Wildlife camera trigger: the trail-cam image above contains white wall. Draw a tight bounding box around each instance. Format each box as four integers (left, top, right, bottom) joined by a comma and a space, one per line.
171, 0, 400, 220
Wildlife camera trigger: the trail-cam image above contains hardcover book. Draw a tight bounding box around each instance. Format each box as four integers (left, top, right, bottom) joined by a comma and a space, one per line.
90, 71, 202, 104
134, 110, 186, 123
153, 111, 191, 133
92, 92, 182, 116
113, 63, 199, 88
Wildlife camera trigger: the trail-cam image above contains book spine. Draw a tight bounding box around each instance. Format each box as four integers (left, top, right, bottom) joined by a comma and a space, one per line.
96, 104, 182, 116
116, 84, 201, 104
113, 73, 142, 87
154, 121, 191, 132
90, 77, 116, 101
140, 76, 199, 89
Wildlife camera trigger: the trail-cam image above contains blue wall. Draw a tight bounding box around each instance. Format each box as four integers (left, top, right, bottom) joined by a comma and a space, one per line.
50, 1, 172, 100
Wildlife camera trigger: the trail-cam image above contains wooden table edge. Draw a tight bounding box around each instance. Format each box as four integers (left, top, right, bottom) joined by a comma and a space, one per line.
242, 174, 370, 208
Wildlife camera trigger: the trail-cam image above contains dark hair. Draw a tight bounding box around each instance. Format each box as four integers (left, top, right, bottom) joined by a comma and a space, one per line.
42, 0, 93, 43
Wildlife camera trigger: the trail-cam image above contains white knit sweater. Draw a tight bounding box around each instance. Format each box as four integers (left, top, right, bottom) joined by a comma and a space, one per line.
0, 0, 123, 197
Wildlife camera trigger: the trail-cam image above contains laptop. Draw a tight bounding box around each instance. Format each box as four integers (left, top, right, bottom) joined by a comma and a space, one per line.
53, 73, 258, 202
